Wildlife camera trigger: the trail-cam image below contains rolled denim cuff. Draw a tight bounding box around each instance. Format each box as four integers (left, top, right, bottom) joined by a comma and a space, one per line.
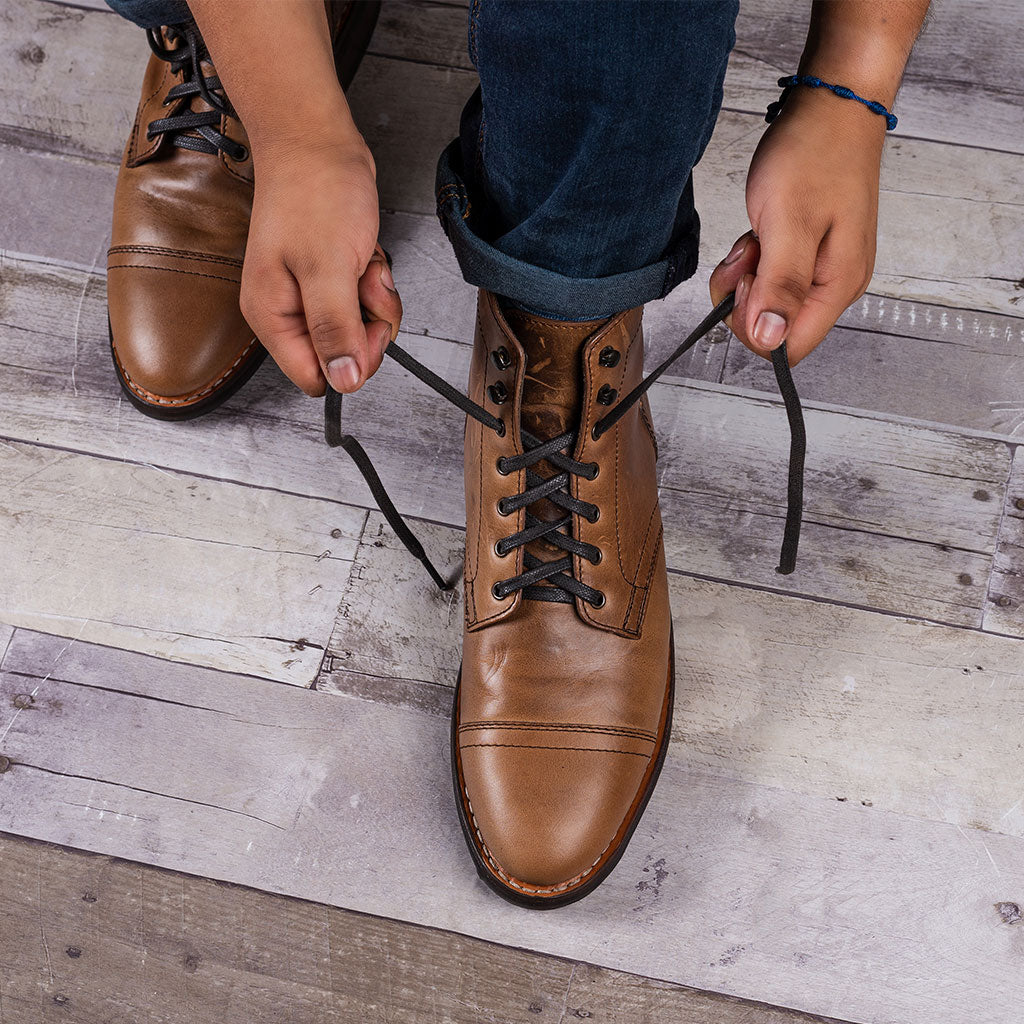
105, 0, 191, 29
435, 139, 700, 322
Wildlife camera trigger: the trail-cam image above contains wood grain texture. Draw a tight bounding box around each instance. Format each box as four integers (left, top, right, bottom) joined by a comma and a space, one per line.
0, 260, 1012, 628
1, 629, 1022, 1024
323, 512, 1024, 840
0, 439, 364, 683
0, 832, 857, 1024
984, 448, 1024, 636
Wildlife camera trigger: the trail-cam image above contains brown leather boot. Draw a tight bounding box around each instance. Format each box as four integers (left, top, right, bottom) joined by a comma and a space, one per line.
107, 1, 379, 419
452, 289, 674, 907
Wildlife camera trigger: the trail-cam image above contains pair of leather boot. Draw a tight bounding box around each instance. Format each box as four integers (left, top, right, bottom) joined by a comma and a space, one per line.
111, 3, 790, 908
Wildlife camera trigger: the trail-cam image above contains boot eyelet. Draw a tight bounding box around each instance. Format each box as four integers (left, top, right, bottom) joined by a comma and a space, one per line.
492, 582, 508, 600
492, 346, 511, 370
488, 381, 508, 405
585, 507, 600, 524
584, 462, 599, 480
494, 419, 506, 437
231, 145, 249, 162
589, 549, 603, 565
597, 384, 617, 406
590, 592, 606, 609
494, 540, 509, 558
598, 346, 620, 368
496, 457, 510, 476
497, 498, 512, 517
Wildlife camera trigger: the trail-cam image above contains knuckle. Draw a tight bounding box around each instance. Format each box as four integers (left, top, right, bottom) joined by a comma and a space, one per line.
306, 314, 352, 353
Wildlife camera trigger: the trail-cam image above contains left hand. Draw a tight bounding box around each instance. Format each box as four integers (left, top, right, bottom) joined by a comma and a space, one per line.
709, 86, 885, 365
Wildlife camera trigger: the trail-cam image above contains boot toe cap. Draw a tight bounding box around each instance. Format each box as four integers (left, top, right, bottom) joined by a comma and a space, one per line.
108, 260, 259, 410
457, 740, 652, 895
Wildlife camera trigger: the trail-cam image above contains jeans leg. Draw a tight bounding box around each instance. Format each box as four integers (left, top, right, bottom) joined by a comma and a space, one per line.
436, 0, 738, 320
105, 0, 192, 28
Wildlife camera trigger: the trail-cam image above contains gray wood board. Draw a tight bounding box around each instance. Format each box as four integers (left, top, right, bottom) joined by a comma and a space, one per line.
985, 448, 1024, 634
0, 437, 366, 683
0, 260, 1014, 629
0, 831, 856, 1024
322, 511, 1024, 840
1, 628, 1023, 1024
4, 145, 1024, 438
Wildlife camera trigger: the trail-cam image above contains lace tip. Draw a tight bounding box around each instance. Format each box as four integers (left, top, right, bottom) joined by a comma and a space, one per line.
422, 558, 450, 591
775, 559, 796, 576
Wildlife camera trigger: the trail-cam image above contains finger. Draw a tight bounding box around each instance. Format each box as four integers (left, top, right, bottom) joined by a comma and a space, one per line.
240, 262, 327, 397
744, 216, 820, 357
709, 231, 760, 337
357, 246, 403, 354
300, 270, 377, 394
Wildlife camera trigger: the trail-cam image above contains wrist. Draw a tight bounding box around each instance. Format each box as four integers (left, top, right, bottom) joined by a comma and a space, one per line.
248, 111, 375, 178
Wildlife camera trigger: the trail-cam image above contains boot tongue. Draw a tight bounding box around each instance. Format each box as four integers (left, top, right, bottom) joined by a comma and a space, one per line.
503, 307, 609, 443
502, 306, 611, 565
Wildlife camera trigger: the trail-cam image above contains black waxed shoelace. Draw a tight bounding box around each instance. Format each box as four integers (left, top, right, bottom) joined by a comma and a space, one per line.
144, 24, 247, 162
325, 291, 806, 602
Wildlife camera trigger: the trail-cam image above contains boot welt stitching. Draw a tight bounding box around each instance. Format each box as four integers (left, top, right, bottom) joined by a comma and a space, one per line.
111, 335, 259, 407
462, 787, 624, 895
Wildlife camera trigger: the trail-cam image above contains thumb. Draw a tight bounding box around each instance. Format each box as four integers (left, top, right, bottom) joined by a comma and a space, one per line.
744, 223, 817, 355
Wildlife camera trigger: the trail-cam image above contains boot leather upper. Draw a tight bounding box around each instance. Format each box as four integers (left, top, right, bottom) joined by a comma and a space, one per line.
107, 4, 356, 409
457, 289, 672, 896
107, 29, 258, 409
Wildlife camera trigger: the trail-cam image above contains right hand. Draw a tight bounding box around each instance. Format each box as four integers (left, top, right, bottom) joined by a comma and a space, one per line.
240, 135, 402, 396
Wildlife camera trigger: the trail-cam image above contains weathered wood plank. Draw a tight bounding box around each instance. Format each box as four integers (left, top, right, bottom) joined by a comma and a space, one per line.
322, 511, 1024, 839
984, 448, 1024, 635
4, 0, 1022, 320
0, 832, 856, 1024
724, 293, 1024, 438
0, 440, 364, 683
1, 629, 1022, 1024
7, 154, 1024, 438
0, 256, 1011, 627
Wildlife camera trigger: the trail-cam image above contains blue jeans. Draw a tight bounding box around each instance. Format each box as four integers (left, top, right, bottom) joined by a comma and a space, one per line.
106, 0, 738, 320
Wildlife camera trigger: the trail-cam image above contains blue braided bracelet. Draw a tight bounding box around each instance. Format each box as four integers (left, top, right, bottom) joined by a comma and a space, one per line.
765, 74, 898, 131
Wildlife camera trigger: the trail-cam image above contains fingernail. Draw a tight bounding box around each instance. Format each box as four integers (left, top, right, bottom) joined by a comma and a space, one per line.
326, 354, 360, 392
375, 320, 393, 356
723, 238, 747, 265
380, 260, 396, 293
753, 311, 787, 350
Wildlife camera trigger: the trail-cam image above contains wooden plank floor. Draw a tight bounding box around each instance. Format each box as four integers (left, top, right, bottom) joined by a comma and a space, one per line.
1, 1, 1023, 1022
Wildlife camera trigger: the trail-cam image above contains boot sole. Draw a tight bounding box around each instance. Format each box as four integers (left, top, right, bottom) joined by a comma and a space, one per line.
107, 1, 380, 421
450, 629, 675, 909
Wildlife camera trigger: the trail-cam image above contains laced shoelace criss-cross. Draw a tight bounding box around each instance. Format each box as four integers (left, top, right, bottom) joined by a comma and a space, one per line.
325, 291, 806, 606
144, 23, 247, 162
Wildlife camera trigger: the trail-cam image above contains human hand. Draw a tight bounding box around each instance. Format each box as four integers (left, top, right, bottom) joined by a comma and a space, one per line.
709, 86, 884, 365
240, 136, 402, 396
